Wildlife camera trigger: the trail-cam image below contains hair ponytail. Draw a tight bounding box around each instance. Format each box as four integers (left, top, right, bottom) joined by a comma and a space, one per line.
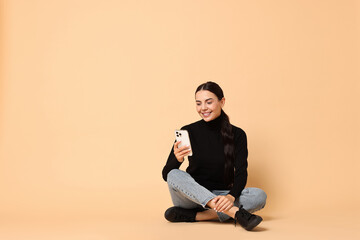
220, 109, 235, 187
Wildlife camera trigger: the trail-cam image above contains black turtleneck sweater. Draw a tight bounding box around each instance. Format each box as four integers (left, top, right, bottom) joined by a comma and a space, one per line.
162, 112, 248, 199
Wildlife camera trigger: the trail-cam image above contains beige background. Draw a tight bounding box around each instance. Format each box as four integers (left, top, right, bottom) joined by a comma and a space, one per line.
1, 0, 359, 239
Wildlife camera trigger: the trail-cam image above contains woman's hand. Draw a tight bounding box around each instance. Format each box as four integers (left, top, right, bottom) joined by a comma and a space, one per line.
211, 194, 235, 212
173, 141, 191, 163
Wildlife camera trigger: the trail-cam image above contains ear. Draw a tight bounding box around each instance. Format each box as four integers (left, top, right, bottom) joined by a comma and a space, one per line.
220, 97, 225, 108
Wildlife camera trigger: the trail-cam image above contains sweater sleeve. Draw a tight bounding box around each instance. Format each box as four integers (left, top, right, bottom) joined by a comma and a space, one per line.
228, 128, 248, 199
162, 127, 186, 181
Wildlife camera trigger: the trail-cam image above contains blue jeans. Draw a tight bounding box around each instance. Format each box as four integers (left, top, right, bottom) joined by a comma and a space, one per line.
167, 169, 267, 222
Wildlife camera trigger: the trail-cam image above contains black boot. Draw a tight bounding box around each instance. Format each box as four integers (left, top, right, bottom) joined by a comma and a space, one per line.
234, 205, 263, 231
164, 206, 205, 222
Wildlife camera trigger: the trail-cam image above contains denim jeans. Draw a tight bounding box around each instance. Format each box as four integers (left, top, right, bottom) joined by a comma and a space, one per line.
167, 169, 267, 222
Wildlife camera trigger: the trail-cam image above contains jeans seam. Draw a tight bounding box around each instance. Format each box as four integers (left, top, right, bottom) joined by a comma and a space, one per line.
169, 181, 197, 202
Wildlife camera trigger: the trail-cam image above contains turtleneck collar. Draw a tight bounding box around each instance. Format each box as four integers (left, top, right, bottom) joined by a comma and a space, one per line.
202, 110, 224, 130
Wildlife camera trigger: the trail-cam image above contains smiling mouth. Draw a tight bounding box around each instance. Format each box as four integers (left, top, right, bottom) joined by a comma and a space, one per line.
202, 112, 211, 117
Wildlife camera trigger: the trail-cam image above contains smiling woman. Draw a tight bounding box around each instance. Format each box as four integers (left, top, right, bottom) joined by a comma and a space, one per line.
162, 81, 267, 231
195, 90, 224, 122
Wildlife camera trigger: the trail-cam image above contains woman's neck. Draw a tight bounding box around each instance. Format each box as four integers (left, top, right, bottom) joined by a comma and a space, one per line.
202, 111, 224, 130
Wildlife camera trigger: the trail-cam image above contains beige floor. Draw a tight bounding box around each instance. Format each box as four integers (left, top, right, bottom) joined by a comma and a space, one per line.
1, 207, 359, 240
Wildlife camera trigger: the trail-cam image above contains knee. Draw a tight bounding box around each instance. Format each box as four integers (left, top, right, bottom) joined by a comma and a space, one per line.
253, 188, 267, 207
167, 169, 183, 184
245, 187, 267, 208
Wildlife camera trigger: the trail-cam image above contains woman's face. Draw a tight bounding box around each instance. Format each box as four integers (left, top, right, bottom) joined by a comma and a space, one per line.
195, 90, 225, 122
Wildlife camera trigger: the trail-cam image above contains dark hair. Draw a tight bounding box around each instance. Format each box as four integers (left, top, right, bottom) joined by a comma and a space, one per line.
195, 81, 235, 188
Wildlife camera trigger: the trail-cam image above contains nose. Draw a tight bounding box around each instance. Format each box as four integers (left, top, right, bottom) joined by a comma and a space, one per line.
201, 104, 207, 111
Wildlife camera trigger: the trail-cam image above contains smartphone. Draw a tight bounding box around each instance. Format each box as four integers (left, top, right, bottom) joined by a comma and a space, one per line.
174, 130, 193, 156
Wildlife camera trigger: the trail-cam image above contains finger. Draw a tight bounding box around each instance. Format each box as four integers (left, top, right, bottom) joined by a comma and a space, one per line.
178, 149, 191, 157
214, 197, 223, 208
216, 199, 228, 211
224, 203, 233, 212
173, 144, 179, 154
173, 141, 181, 151
218, 201, 231, 212
213, 196, 221, 202
174, 144, 190, 154
219, 203, 232, 213
174, 147, 190, 158
175, 141, 181, 147
219, 198, 231, 211
211, 196, 220, 205
179, 145, 191, 152
177, 149, 191, 158
217, 197, 231, 211
215, 197, 226, 210
176, 153, 188, 160
212, 196, 220, 201
178, 146, 191, 154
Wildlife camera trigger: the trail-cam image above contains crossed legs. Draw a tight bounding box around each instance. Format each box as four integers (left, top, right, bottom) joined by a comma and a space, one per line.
167, 169, 267, 222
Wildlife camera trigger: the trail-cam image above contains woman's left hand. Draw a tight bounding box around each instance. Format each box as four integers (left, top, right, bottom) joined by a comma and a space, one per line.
212, 194, 235, 212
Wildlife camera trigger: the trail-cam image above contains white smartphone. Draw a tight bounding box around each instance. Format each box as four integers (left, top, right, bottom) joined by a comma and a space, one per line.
174, 130, 193, 156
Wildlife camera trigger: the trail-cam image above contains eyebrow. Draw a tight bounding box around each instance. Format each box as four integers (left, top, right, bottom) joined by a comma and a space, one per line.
196, 98, 213, 103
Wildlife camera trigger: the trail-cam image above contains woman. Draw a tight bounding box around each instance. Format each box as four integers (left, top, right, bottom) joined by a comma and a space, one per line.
162, 81, 267, 231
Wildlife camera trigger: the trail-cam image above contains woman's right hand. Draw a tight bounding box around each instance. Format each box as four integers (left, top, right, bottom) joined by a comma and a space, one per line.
173, 141, 191, 163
